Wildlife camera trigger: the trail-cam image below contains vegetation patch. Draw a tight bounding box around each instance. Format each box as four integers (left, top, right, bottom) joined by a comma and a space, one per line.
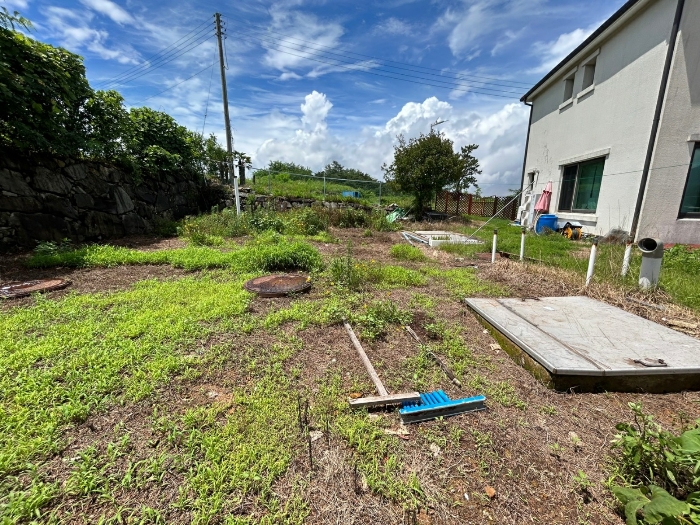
422, 267, 505, 298
0, 275, 252, 521
390, 244, 427, 262
26, 238, 323, 273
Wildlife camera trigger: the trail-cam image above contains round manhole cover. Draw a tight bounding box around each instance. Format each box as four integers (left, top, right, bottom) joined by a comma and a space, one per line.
0, 279, 71, 299
244, 274, 311, 297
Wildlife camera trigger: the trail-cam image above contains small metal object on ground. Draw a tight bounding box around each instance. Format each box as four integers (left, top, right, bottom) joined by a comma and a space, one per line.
405, 326, 462, 387
343, 319, 421, 409
465, 296, 700, 393
0, 279, 71, 299
400, 391, 486, 424
244, 274, 311, 297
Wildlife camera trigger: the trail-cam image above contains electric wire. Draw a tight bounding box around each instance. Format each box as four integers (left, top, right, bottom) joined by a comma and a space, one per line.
231, 28, 523, 96
220, 13, 532, 89
101, 28, 215, 89
201, 60, 216, 136
97, 20, 214, 88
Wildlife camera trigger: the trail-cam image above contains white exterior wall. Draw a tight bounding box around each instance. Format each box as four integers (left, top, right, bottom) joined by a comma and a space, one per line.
523, 0, 676, 236
639, 0, 700, 244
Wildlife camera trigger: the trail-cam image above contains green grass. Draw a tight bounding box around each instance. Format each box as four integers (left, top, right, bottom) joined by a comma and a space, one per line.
422, 267, 505, 298
26, 238, 323, 274
389, 244, 427, 262
0, 274, 253, 520
449, 218, 700, 310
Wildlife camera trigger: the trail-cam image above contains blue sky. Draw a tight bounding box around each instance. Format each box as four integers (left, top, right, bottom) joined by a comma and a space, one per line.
6, 0, 628, 193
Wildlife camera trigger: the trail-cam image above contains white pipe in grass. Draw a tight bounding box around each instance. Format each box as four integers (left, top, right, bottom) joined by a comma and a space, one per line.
585, 238, 599, 287
621, 242, 633, 276
520, 227, 526, 261
491, 229, 498, 263
233, 173, 241, 215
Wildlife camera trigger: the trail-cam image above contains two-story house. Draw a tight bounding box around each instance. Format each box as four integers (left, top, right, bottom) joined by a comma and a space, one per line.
520, 0, 699, 244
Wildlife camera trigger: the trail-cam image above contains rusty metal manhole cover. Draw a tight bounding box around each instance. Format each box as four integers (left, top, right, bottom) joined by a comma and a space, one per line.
0, 279, 71, 299
244, 274, 311, 297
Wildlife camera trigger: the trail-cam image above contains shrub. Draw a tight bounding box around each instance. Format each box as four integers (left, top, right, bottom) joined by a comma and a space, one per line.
609, 403, 700, 524
390, 244, 427, 262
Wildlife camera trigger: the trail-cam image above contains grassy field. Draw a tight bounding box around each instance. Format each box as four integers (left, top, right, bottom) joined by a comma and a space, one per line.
446, 215, 700, 311
1, 208, 699, 524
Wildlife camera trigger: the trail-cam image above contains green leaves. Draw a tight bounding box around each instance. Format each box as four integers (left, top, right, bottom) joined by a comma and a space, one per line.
612, 485, 691, 525
382, 131, 481, 218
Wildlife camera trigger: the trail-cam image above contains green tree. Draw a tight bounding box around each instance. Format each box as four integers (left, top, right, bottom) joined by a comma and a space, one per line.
84, 90, 128, 159
382, 132, 481, 218
0, 6, 32, 30
0, 26, 93, 155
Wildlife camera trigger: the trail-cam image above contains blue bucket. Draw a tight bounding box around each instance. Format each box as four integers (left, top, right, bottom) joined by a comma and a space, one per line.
536, 214, 558, 234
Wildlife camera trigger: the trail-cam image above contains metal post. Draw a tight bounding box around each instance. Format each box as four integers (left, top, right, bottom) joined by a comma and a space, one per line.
491, 229, 498, 263
323, 176, 326, 201
586, 238, 599, 287
215, 13, 239, 214
520, 227, 526, 261
268, 171, 271, 194
378, 181, 382, 206
621, 242, 633, 276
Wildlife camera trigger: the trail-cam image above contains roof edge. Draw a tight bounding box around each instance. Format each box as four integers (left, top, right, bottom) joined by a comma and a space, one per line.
521, 0, 643, 102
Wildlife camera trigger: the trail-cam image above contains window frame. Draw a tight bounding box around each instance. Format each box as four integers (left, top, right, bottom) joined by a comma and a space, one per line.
557, 157, 606, 214
678, 143, 700, 219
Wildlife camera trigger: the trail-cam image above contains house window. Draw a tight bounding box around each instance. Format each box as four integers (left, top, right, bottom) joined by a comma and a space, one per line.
582, 58, 596, 90
679, 144, 700, 217
563, 72, 575, 102
558, 157, 605, 212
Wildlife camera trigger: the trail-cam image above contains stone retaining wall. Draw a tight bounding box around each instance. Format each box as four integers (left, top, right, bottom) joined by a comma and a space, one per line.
0, 151, 226, 250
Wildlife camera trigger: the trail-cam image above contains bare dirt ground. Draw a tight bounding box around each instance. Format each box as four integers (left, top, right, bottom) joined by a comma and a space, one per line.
3, 227, 700, 524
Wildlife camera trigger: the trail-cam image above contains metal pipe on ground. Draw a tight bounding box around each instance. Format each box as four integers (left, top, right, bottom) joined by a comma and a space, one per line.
585, 238, 599, 287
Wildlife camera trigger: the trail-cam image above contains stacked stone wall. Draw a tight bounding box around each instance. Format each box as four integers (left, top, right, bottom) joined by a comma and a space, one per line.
0, 151, 225, 250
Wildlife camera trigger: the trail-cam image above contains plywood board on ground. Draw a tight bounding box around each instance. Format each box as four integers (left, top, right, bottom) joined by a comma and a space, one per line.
465, 296, 700, 392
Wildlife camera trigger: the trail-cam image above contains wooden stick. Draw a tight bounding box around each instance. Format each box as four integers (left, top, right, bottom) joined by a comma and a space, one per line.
343, 320, 388, 396
405, 326, 462, 388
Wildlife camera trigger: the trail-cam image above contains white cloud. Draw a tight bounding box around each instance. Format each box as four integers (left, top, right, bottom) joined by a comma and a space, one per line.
44, 6, 139, 64
530, 23, 599, 74
247, 92, 529, 195
373, 17, 414, 37
79, 0, 134, 25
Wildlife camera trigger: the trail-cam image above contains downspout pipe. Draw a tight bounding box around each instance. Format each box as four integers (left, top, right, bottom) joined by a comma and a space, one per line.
629, 0, 685, 242
519, 102, 534, 198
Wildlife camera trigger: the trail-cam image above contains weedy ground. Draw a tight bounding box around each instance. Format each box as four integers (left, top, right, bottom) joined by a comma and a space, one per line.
1, 213, 699, 525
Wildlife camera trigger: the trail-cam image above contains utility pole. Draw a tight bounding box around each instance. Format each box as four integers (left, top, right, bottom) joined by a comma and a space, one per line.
215, 13, 240, 214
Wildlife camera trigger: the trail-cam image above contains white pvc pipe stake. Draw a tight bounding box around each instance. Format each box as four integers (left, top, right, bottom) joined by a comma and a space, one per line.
586, 239, 599, 287
233, 173, 241, 215
491, 229, 498, 264
621, 242, 633, 276
520, 227, 526, 261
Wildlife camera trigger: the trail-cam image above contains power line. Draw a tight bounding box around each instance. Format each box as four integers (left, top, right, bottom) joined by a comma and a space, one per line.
201, 59, 216, 136
96, 19, 214, 88
220, 13, 532, 89
101, 28, 215, 89
230, 28, 523, 96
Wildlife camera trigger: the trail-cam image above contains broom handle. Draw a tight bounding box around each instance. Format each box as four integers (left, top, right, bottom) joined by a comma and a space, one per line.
343, 320, 389, 397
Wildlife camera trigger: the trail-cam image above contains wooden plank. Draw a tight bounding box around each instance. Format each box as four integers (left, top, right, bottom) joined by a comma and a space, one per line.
343, 320, 388, 396
349, 392, 421, 408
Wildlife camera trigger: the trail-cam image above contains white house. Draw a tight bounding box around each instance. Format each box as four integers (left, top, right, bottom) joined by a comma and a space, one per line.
520, 0, 699, 244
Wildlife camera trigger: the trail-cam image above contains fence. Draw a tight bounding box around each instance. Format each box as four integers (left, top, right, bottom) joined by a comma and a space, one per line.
434, 191, 518, 221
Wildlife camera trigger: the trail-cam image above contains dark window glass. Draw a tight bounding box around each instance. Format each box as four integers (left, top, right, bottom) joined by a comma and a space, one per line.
573, 158, 604, 210
558, 165, 578, 211
679, 146, 700, 217
558, 158, 605, 212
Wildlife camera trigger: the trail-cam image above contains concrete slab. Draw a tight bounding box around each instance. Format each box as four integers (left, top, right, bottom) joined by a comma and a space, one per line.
465, 296, 700, 392
411, 231, 483, 247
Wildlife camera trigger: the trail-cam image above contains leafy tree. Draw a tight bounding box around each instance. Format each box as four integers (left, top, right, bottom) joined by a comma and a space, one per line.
382, 132, 480, 217
0, 7, 32, 31
0, 26, 93, 155
84, 90, 128, 159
